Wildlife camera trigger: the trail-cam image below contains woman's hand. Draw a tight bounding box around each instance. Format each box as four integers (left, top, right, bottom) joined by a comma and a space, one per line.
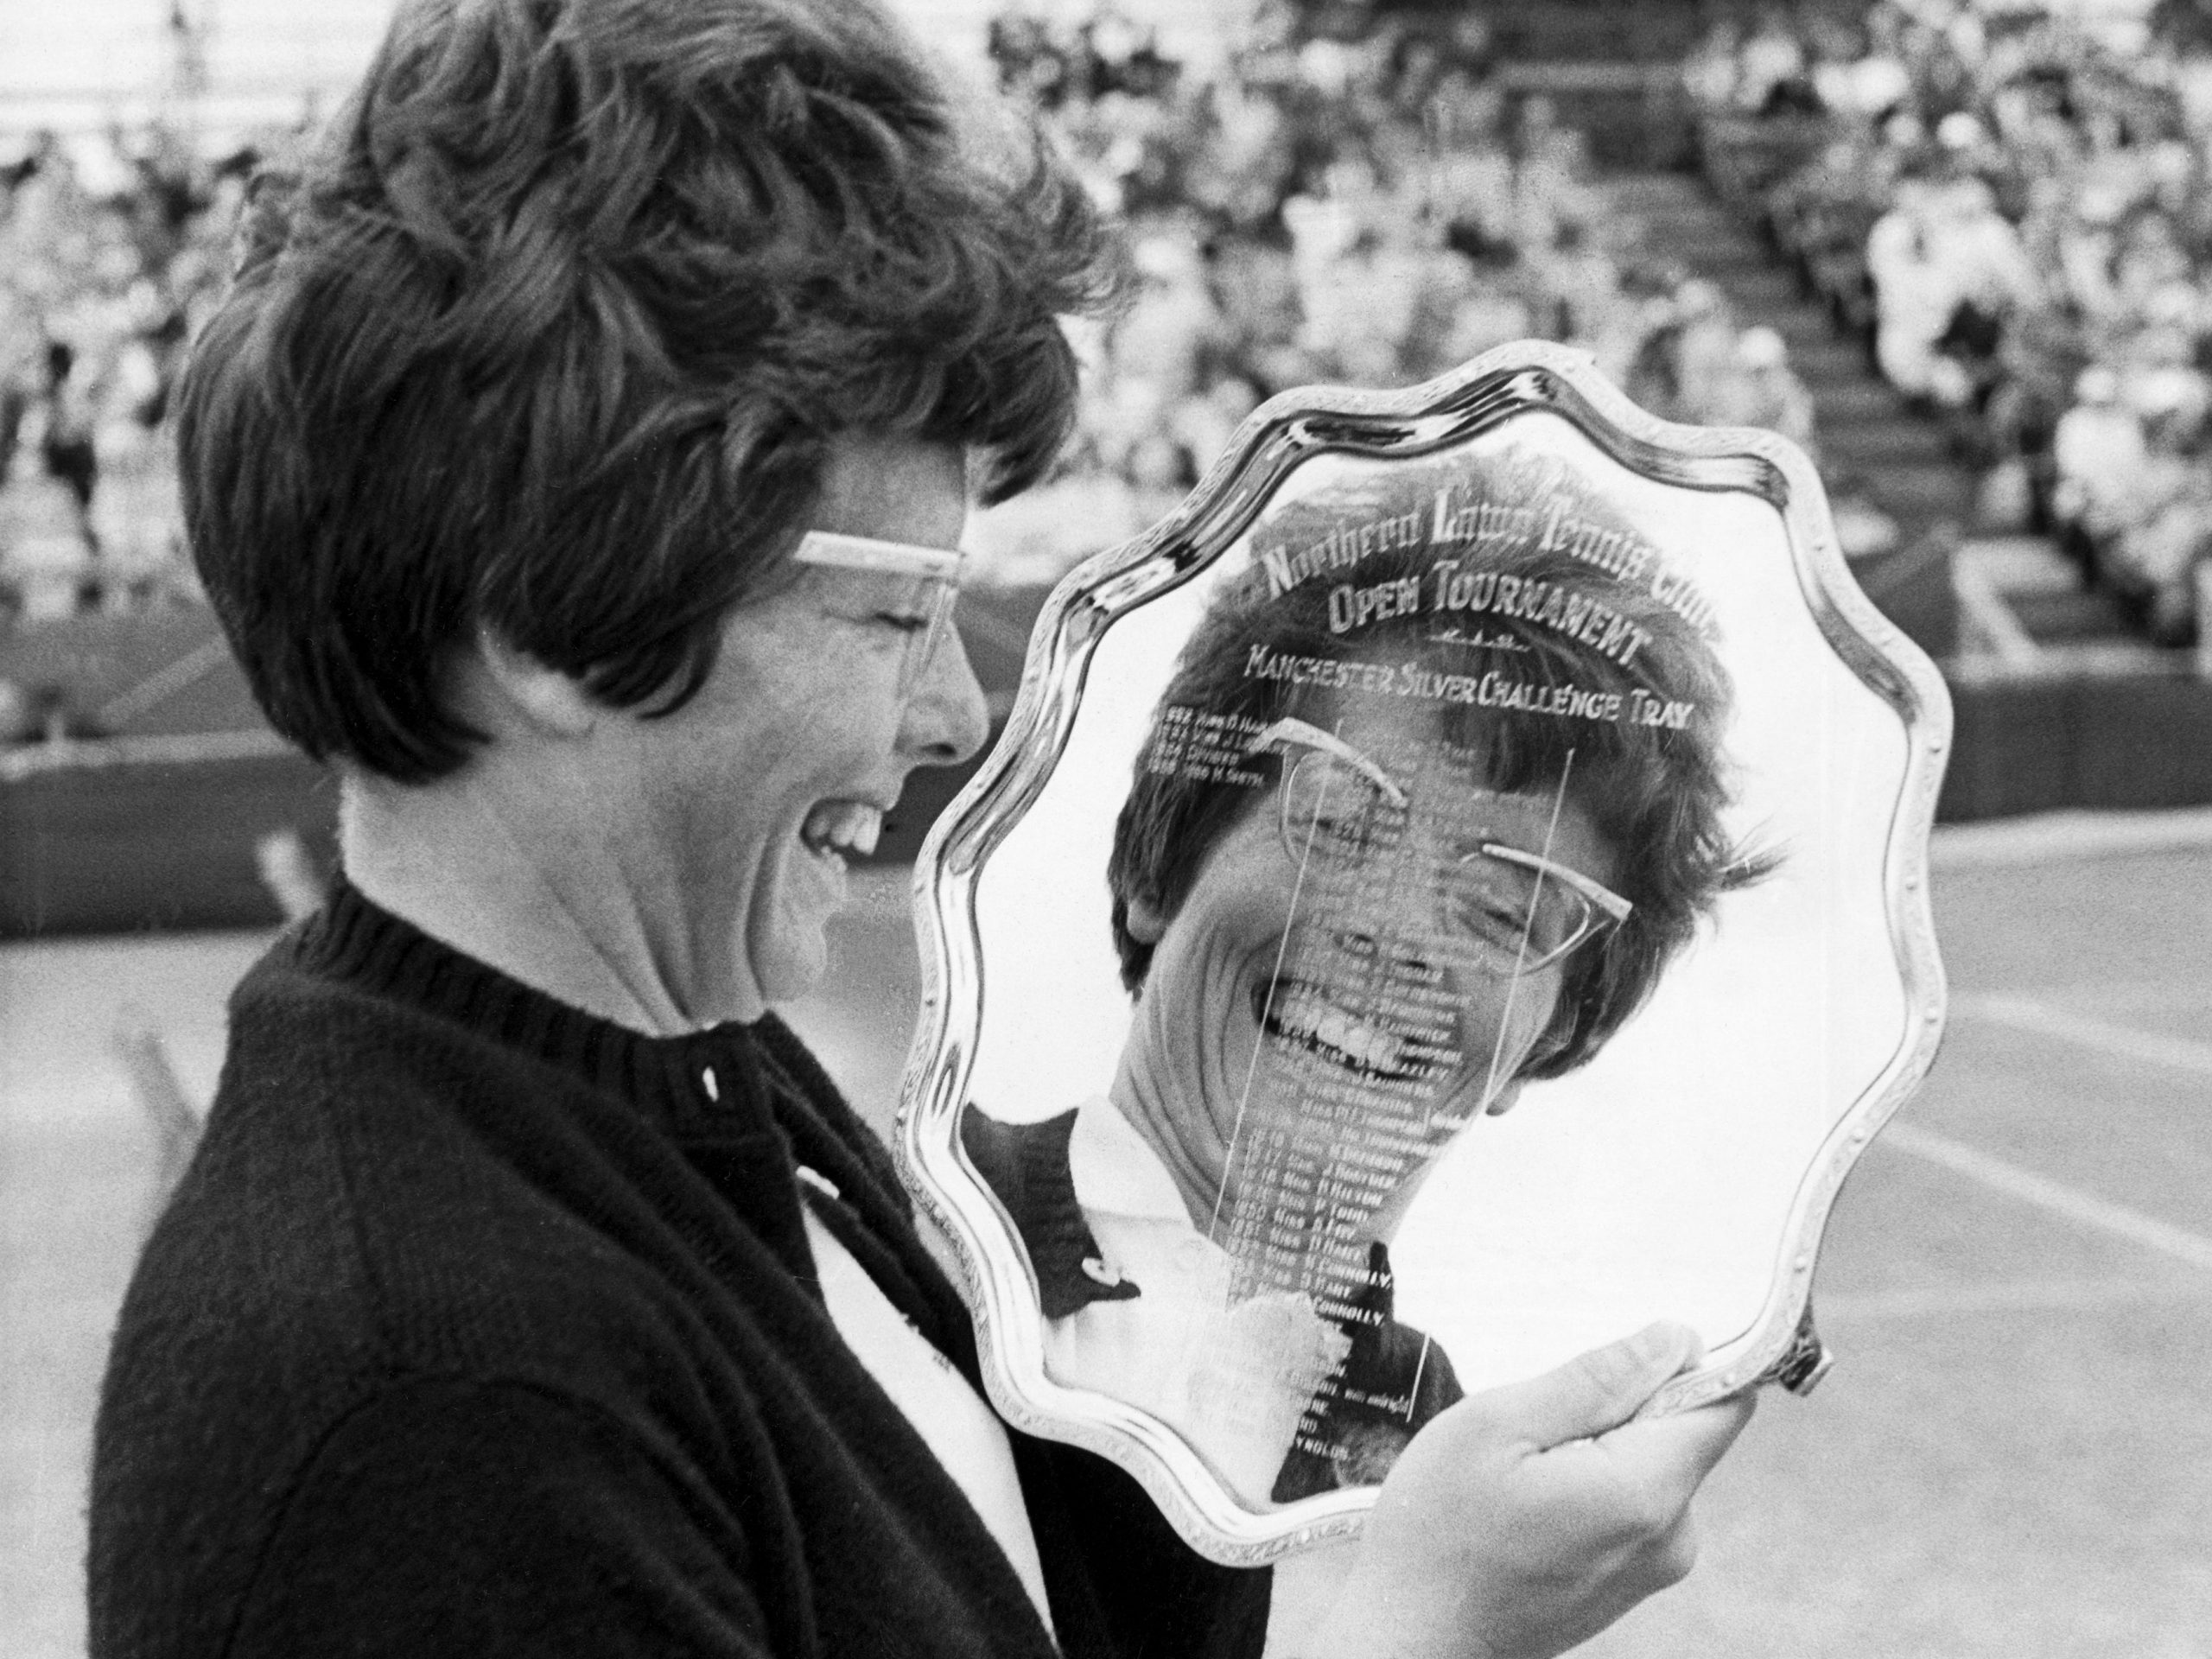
1293, 1322, 1753, 1659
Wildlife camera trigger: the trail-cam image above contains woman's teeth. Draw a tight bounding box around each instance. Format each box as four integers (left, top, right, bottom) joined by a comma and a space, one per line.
1260, 981, 1440, 1080
801, 801, 882, 862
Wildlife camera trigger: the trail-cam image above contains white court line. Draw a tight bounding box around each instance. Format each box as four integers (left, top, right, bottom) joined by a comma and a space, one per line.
1821, 1275, 2212, 1323
1957, 994, 2212, 1078
2048, 979, 2212, 1014
1880, 1122, 2212, 1274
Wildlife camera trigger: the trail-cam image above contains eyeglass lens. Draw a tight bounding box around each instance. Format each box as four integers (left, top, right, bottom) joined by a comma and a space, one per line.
802, 567, 961, 696
899, 581, 960, 696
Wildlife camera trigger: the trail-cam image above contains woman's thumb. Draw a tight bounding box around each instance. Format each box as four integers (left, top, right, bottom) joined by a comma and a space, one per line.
1477, 1321, 1702, 1451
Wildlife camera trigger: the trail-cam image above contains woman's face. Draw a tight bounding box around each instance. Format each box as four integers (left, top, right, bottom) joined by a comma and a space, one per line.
1116, 699, 1619, 1229
607, 433, 988, 1018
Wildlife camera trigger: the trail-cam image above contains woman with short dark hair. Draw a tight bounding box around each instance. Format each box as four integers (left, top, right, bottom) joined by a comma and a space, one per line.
91, 3, 1751, 1655
178, 0, 1112, 785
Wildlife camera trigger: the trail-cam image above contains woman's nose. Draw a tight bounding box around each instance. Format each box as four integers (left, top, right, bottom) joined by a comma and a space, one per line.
1329, 928, 1447, 988
900, 620, 990, 766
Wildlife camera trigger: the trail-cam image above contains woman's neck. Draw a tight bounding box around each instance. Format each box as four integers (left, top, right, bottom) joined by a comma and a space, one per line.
340, 767, 760, 1037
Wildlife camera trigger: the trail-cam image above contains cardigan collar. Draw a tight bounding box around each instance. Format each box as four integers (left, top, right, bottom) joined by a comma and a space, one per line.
292, 876, 789, 1139
293, 877, 981, 1375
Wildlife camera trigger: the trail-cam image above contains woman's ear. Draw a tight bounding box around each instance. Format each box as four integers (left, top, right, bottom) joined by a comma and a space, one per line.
467, 629, 599, 741
1491, 1018, 1572, 1114
1125, 893, 1170, 944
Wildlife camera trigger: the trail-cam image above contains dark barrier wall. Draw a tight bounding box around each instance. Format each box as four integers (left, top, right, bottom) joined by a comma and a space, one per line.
0, 741, 338, 938
1938, 671, 2212, 823
0, 588, 1050, 937
5, 585, 2197, 927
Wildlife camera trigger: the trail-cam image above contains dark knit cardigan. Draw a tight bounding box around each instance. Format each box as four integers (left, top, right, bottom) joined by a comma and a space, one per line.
88, 882, 1268, 1659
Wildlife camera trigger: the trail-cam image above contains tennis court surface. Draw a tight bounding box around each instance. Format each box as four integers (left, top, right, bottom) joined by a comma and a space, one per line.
4, 816, 2209, 1658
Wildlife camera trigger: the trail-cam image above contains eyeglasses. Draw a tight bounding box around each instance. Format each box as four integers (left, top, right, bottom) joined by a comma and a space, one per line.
791, 530, 963, 696
1254, 718, 1632, 979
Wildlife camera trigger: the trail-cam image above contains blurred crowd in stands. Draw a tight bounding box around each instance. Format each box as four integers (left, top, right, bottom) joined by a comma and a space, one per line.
967, 0, 1839, 574
0, 124, 280, 632
0, 5, 1894, 664
14, 0, 2212, 747
0, 120, 311, 742
1694, 0, 2212, 645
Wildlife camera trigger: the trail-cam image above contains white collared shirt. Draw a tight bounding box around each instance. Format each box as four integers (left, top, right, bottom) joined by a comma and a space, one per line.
804, 1207, 1054, 1635
1048, 1098, 1351, 1507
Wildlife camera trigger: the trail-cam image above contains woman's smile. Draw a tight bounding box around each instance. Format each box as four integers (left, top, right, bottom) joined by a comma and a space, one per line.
1115, 704, 1619, 1231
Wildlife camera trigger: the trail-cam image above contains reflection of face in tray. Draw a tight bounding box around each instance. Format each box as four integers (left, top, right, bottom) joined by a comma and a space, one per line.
934, 358, 1926, 1551
1121, 696, 1625, 1233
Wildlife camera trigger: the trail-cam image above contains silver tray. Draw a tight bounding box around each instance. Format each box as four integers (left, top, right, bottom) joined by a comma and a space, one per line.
899, 340, 1950, 1565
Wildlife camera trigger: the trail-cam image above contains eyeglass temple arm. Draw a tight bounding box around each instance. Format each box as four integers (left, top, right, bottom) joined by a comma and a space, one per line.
791, 530, 965, 580
1245, 716, 1410, 808
1480, 842, 1634, 923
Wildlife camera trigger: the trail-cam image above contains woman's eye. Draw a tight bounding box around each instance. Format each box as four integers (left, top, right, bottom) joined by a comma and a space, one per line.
1300, 802, 1390, 859
1470, 899, 1522, 941
1452, 884, 1531, 948
1310, 808, 1366, 847
874, 612, 931, 635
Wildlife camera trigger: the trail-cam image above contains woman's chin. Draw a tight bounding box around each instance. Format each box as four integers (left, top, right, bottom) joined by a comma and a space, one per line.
743, 846, 854, 1010
747, 922, 830, 1011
